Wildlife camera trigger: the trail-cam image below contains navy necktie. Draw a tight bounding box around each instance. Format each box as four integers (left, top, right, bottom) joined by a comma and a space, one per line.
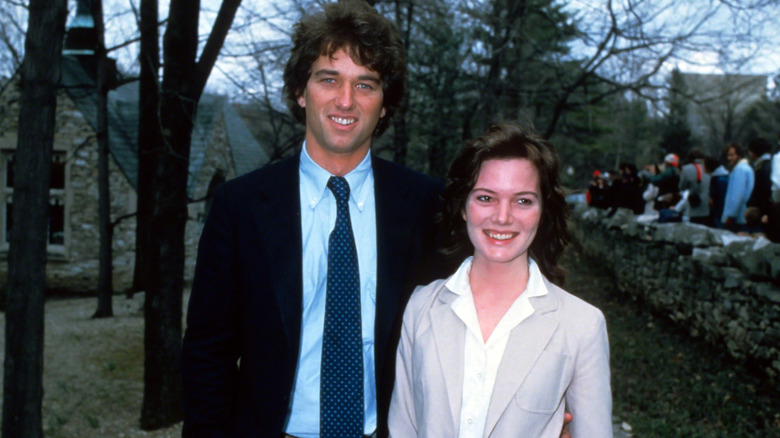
321, 176, 363, 437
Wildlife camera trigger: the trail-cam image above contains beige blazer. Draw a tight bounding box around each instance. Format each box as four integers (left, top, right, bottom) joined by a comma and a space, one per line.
388, 275, 612, 438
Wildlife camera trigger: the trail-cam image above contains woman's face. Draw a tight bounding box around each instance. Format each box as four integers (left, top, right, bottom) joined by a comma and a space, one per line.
463, 158, 542, 269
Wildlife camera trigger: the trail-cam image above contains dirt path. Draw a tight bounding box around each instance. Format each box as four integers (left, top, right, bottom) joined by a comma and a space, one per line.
0, 293, 182, 437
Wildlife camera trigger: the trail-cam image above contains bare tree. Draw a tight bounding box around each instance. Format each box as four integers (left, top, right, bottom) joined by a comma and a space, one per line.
0, 0, 26, 79
90, 0, 117, 318
136, 0, 242, 429
1, 0, 67, 436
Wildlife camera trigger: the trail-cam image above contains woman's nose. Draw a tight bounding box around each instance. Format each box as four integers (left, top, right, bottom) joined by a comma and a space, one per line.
495, 201, 512, 224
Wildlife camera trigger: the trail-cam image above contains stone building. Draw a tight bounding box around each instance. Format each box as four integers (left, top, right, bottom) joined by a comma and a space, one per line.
0, 54, 268, 294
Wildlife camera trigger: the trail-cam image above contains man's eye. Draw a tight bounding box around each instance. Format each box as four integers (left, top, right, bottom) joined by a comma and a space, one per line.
357, 83, 373, 90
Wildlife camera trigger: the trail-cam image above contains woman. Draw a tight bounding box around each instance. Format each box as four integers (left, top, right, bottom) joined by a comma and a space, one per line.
388, 122, 612, 437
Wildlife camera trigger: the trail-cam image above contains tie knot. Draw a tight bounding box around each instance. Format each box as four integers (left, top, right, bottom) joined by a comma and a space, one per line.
327, 176, 350, 203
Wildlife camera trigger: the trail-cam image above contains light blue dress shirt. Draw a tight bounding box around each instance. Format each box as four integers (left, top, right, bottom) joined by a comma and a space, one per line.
722, 158, 755, 224
284, 144, 378, 437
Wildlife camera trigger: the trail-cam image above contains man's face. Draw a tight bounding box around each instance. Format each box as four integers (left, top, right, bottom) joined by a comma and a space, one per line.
726, 147, 740, 167
298, 48, 386, 169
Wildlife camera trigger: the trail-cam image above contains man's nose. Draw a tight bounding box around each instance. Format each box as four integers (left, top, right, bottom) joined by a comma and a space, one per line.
336, 84, 355, 109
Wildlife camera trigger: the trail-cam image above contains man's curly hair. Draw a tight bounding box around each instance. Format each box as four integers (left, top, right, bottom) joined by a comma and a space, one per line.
282, 0, 406, 137
441, 122, 571, 286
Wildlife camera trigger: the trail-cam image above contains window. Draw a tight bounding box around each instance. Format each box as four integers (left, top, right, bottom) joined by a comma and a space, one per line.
1, 150, 67, 248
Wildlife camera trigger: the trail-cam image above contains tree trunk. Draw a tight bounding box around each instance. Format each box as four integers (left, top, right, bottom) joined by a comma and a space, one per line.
136, 0, 181, 429
93, 0, 114, 318
1, 0, 67, 437
136, 0, 242, 429
133, 0, 160, 299
392, 0, 412, 165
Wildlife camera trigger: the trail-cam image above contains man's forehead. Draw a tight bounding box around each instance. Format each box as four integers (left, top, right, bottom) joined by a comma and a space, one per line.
318, 43, 379, 72
310, 51, 381, 79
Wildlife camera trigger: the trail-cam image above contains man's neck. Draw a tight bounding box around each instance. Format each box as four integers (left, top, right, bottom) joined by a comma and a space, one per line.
304, 143, 371, 177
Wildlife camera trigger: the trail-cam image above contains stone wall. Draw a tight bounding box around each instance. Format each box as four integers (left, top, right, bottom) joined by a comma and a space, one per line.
569, 203, 780, 378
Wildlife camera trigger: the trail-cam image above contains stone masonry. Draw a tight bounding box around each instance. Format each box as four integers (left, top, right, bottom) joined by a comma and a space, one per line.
569, 203, 780, 378
0, 79, 236, 295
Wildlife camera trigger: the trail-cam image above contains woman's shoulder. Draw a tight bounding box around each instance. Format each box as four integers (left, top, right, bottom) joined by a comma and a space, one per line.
408, 277, 449, 305
545, 281, 606, 327
402, 277, 451, 320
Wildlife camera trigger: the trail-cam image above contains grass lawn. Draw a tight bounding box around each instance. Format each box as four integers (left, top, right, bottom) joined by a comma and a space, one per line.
563, 246, 780, 437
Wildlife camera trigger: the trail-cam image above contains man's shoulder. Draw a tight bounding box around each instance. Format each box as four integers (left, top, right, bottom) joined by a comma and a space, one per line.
221, 155, 299, 195
372, 155, 443, 194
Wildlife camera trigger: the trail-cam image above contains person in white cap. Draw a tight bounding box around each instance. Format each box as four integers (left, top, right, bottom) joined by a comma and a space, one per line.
645, 153, 680, 210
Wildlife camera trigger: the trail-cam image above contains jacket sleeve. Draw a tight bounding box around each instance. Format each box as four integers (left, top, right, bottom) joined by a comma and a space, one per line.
565, 311, 613, 438
181, 184, 240, 437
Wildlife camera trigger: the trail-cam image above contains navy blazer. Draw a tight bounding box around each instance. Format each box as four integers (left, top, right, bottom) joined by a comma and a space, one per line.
181, 152, 446, 437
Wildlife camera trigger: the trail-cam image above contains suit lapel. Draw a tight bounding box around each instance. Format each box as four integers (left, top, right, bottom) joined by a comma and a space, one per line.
430, 287, 465, 428
483, 288, 560, 436
249, 154, 303, 363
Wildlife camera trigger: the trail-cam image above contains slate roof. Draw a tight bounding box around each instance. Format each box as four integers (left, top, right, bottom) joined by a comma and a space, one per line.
60, 55, 267, 198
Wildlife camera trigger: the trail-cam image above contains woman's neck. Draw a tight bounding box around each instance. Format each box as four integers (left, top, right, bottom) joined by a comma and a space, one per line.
469, 257, 530, 342
470, 257, 529, 296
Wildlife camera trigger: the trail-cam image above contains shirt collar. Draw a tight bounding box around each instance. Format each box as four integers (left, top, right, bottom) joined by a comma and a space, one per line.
445, 256, 549, 300
299, 141, 373, 211
755, 153, 771, 166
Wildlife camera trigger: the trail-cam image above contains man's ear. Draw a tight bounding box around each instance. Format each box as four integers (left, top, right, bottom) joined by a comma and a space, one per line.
381, 106, 386, 118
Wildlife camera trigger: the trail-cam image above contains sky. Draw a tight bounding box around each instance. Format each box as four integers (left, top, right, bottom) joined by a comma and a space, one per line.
4, 0, 776, 95
202, 0, 780, 96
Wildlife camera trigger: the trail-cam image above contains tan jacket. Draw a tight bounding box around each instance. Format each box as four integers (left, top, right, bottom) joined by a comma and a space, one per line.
388, 275, 612, 438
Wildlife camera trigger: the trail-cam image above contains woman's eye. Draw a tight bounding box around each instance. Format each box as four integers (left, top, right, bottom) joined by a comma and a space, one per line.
476, 195, 492, 202
517, 198, 533, 205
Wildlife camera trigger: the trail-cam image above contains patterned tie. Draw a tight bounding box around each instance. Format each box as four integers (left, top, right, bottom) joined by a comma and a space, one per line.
321, 176, 363, 437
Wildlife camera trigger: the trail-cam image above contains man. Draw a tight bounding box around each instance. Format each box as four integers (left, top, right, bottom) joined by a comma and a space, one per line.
181, 2, 445, 436
704, 156, 729, 229
746, 137, 772, 216
646, 153, 680, 210
772, 133, 780, 202
721, 142, 755, 231
677, 149, 710, 225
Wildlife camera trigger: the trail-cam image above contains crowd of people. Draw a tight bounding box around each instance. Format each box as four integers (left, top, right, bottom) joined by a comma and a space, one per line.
587, 136, 780, 243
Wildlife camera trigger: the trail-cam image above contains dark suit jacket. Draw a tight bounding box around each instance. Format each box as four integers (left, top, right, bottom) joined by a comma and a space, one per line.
181, 153, 447, 437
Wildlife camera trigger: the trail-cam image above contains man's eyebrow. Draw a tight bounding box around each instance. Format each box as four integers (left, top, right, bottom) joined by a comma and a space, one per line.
311, 69, 381, 83
312, 68, 339, 77
357, 74, 381, 84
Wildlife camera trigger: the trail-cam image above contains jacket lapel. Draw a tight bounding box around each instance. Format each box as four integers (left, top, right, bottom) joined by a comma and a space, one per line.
483, 284, 560, 436
249, 154, 303, 364
430, 286, 466, 428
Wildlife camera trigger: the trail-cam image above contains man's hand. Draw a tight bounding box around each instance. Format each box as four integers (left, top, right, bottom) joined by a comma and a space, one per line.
560, 411, 573, 438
